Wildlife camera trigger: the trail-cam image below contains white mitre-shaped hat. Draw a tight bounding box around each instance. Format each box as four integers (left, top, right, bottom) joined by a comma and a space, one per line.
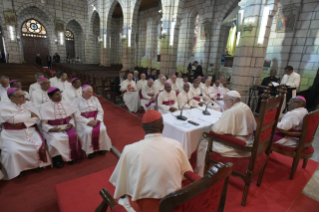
227, 90, 241, 98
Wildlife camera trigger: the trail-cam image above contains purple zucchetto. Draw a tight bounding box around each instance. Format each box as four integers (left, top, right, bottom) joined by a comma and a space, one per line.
9, 79, 19, 83
7, 87, 18, 96
82, 84, 90, 90
47, 87, 59, 94
71, 78, 78, 83
38, 77, 47, 82
164, 82, 171, 85
295, 96, 306, 103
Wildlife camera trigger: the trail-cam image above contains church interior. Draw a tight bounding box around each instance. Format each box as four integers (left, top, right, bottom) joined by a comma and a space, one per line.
1, 0, 319, 211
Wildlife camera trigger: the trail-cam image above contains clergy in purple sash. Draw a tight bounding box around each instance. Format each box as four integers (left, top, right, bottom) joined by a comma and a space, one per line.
140, 78, 158, 111
0, 88, 51, 179
40, 87, 83, 168
72, 85, 112, 159
157, 82, 178, 114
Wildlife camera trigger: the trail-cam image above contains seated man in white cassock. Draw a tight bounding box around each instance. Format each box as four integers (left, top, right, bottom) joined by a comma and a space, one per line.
49, 70, 61, 87
189, 79, 205, 108
72, 85, 112, 159
55, 72, 71, 91
140, 78, 157, 111
40, 87, 83, 168
0, 76, 10, 99
62, 78, 82, 102
0, 88, 51, 179
1, 79, 30, 102
201, 78, 221, 111
136, 73, 147, 90
156, 76, 166, 93
199, 76, 205, 89
196, 91, 257, 176
167, 73, 181, 93
274, 96, 308, 147
212, 80, 227, 111
157, 82, 178, 114
110, 110, 192, 207
177, 83, 194, 109
177, 72, 184, 88
120, 73, 140, 113
31, 77, 51, 110
154, 74, 164, 87
29, 72, 44, 98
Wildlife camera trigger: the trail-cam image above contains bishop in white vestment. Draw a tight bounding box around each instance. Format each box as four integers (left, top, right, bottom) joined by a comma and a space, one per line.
167, 74, 181, 92
189, 79, 205, 108
55, 72, 71, 91
62, 78, 82, 102
154, 74, 164, 87
176, 72, 184, 88
120, 74, 140, 113
0, 88, 51, 179
0, 76, 10, 98
40, 87, 83, 168
29, 73, 44, 98
196, 91, 257, 176
212, 80, 228, 111
140, 79, 157, 111
274, 96, 308, 147
201, 78, 221, 111
136, 73, 147, 90
110, 110, 192, 202
72, 85, 112, 158
1, 79, 30, 102
49, 70, 61, 87
177, 83, 193, 109
156, 76, 167, 93
157, 83, 178, 114
31, 78, 51, 110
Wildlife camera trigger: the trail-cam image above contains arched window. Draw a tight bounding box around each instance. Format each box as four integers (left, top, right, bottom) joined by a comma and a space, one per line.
192, 14, 199, 56
65, 30, 74, 41
21, 19, 47, 38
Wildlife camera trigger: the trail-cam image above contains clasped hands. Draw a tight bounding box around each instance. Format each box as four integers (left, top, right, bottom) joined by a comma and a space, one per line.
87, 120, 100, 127
49, 124, 73, 132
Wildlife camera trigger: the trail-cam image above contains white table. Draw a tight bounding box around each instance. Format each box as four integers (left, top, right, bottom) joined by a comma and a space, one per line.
162, 108, 222, 159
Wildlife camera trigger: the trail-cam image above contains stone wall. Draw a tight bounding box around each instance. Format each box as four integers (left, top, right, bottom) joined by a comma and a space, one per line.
264, 0, 319, 91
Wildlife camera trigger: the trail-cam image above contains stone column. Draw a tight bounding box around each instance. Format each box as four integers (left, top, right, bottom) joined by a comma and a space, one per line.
230, 0, 279, 102
55, 0, 66, 63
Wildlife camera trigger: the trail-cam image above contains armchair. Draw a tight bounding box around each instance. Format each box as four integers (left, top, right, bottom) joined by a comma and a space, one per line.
202, 88, 285, 206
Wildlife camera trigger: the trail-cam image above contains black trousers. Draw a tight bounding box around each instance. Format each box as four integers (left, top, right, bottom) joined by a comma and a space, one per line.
47, 61, 51, 69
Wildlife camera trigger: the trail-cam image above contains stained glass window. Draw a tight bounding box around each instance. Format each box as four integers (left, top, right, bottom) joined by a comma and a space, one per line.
21, 19, 47, 38
65, 30, 74, 41
192, 14, 199, 56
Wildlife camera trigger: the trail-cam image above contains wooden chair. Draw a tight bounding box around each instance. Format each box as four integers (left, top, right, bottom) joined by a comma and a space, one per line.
271, 109, 319, 179
202, 89, 285, 206
95, 162, 233, 212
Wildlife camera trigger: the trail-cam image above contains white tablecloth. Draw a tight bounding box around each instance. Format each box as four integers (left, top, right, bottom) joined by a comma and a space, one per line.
162, 108, 222, 158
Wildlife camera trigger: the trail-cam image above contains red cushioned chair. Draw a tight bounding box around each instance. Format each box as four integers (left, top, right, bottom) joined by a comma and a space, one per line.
202, 88, 285, 206
271, 109, 319, 180
95, 162, 233, 212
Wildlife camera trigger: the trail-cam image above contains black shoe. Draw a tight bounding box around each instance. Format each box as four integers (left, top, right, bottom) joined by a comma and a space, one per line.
99, 150, 107, 155
88, 153, 95, 159
54, 160, 64, 169
18, 171, 25, 178
33, 167, 44, 173
68, 160, 77, 165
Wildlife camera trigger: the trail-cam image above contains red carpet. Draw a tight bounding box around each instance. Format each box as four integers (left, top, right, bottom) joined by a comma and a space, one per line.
55, 152, 319, 212
288, 193, 319, 212
0, 96, 145, 212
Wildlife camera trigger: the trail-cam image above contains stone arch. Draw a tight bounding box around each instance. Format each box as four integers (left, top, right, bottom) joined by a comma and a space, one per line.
217, 0, 240, 22
106, 0, 124, 32
15, 2, 54, 23
64, 17, 85, 33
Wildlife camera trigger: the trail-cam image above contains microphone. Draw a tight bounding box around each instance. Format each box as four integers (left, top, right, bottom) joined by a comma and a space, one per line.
176, 97, 195, 121
203, 101, 212, 116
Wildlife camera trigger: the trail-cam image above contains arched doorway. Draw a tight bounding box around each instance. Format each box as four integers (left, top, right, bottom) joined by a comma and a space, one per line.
21, 19, 49, 65
65, 30, 75, 58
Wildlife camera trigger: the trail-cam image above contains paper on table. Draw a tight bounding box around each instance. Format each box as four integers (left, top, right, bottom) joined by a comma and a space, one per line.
271, 82, 279, 87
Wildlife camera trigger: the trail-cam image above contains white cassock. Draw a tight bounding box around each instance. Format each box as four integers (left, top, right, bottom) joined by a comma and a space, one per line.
189, 86, 205, 109
275, 107, 308, 147
157, 90, 178, 114
0, 85, 10, 98
136, 79, 147, 90
199, 82, 205, 89
177, 90, 193, 110
1, 91, 30, 103
177, 78, 184, 88
55, 81, 72, 91
31, 88, 50, 110
40, 101, 81, 161
197, 102, 257, 176
140, 84, 157, 111
156, 83, 165, 93
280, 72, 301, 97
72, 96, 112, 155
29, 82, 41, 98
0, 101, 51, 179
62, 86, 82, 102
212, 85, 227, 111
154, 79, 161, 87
109, 133, 193, 201
49, 77, 60, 87
167, 79, 181, 92
120, 80, 140, 113
201, 85, 221, 111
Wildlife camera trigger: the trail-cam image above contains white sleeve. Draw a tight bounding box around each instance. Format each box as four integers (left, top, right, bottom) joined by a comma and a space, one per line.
96, 99, 104, 122
157, 93, 170, 111
141, 87, 151, 100
120, 81, 127, 92
286, 74, 300, 88
277, 113, 300, 131
42, 120, 54, 132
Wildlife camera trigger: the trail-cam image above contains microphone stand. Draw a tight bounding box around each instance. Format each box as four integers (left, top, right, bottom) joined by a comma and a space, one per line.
177, 97, 195, 121
203, 101, 212, 115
